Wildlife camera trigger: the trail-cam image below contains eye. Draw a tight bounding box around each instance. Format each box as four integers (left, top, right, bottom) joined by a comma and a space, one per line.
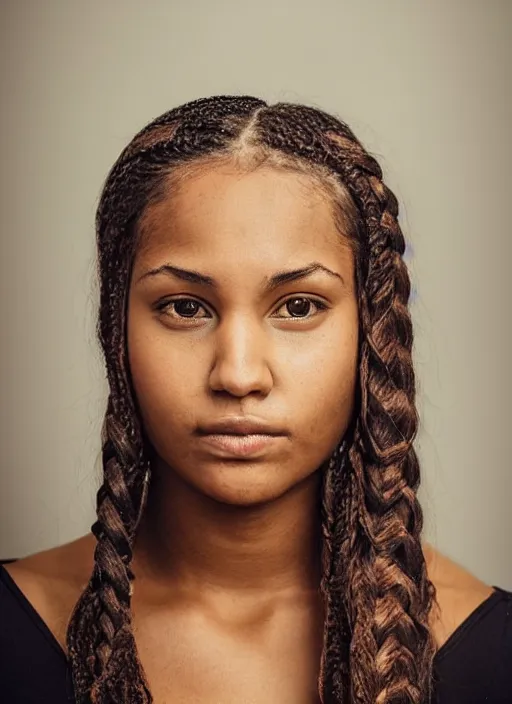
155, 297, 211, 320
273, 296, 328, 319
154, 296, 328, 322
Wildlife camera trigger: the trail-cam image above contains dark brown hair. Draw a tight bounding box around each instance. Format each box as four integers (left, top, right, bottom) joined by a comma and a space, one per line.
66, 95, 438, 703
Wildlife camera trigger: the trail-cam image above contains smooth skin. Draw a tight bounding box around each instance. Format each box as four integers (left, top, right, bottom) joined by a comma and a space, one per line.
4, 166, 494, 703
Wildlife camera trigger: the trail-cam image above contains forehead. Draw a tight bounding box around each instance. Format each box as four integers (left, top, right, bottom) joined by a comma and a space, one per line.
136, 165, 352, 270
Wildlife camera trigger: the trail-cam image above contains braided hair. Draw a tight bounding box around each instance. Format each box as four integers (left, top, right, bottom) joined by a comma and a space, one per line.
66, 95, 438, 703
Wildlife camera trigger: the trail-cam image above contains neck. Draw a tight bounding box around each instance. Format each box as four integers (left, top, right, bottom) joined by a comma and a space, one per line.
133, 461, 324, 596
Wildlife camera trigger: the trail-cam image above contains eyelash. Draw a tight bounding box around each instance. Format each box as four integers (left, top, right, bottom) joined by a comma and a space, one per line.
154, 296, 329, 322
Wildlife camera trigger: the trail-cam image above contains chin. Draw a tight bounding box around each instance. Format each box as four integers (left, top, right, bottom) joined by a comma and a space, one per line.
195, 461, 298, 507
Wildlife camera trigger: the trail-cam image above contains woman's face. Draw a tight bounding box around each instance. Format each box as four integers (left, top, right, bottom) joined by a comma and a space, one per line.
127, 163, 359, 506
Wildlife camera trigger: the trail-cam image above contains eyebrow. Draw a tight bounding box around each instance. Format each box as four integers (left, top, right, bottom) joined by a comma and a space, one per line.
136, 261, 344, 293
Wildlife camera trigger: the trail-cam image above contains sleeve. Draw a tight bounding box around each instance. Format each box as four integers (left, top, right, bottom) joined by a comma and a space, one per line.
0, 566, 74, 703
433, 588, 512, 703
493, 592, 512, 702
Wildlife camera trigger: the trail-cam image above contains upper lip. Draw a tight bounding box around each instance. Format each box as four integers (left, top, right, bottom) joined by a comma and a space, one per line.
197, 416, 287, 436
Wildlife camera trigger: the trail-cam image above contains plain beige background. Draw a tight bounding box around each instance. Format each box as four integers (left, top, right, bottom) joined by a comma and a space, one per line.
0, 0, 510, 588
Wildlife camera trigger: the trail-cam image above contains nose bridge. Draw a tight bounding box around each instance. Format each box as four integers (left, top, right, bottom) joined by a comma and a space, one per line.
209, 309, 273, 396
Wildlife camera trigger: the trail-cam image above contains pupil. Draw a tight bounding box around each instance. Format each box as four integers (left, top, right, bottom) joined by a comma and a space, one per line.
176, 300, 199, 317
287, 298, 310, 317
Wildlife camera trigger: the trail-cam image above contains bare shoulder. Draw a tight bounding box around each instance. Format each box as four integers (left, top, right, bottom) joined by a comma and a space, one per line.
423, 541, 495, 650
2, 533, 96, 654
1, 536, 496, 657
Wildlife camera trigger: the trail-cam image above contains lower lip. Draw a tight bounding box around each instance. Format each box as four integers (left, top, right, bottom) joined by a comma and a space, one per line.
198, 433, 282, 457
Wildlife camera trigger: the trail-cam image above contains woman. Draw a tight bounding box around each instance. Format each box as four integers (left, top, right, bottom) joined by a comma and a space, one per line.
1, 95, 510, 703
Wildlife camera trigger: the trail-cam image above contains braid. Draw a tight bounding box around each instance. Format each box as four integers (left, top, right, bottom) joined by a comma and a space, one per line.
68, 95, 437, 702
324, 131, 437, 702
318, 440, 354, 702
67, 407, 152, 703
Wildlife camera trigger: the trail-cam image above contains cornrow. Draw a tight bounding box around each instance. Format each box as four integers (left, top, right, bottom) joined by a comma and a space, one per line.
67, 95, 437, 703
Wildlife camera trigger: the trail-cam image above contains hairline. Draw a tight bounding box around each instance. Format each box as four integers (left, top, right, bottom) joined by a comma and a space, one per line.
134, 149, 363, 262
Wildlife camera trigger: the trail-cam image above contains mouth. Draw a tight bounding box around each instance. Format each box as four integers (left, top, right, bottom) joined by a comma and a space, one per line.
197, 415, 288, 437
197, 433, 284, 458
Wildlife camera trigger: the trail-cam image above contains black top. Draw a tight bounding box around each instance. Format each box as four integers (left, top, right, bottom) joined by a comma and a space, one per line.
1, 562, 511, 703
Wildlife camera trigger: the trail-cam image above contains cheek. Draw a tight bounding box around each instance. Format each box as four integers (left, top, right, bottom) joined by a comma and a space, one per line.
289, 311, 359, 452
127, 310, 201, 439
299, 345, 358, 446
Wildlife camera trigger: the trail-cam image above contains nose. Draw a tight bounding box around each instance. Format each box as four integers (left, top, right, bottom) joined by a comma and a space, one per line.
208, 315, 274, 398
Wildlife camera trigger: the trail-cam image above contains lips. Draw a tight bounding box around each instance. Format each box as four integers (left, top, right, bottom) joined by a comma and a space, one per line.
197, 416, 287, 437
196, 416, 288, 458
198, 433, 282, 458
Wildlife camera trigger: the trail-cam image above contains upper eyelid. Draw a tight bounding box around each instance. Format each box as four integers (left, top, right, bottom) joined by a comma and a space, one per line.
157, 293, 329, 306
